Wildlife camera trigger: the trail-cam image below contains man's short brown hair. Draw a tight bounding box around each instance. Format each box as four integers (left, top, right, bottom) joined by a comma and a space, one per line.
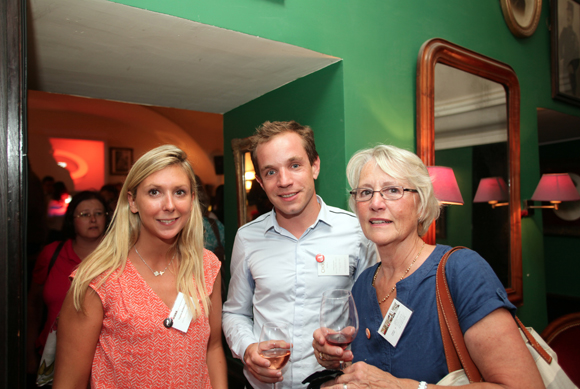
250, 121, 319, 179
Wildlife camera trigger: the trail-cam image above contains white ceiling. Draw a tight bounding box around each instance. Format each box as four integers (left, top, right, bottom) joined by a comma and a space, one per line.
28, 0, 340, 114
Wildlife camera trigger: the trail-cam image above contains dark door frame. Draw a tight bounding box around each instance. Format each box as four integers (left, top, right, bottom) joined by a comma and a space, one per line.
1, 0, 27, 386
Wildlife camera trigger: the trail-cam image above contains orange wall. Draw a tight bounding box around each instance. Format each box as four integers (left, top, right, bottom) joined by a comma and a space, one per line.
28, 90, 224, 193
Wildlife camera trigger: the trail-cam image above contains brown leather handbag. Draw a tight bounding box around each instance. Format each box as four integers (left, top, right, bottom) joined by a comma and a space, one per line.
435, 247, 575, 388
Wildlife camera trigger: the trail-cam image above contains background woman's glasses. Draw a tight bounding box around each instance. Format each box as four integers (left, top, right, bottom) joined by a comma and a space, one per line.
74, 211, 108, 219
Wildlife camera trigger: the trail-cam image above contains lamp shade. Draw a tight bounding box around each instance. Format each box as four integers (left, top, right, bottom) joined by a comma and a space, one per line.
531, 173, 580, 202
473, 177, 508, 203
427, 166, 464, 205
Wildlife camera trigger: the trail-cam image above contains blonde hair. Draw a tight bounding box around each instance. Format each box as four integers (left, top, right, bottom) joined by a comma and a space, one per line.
346, 144, 440, 237
70, 145, 209, 319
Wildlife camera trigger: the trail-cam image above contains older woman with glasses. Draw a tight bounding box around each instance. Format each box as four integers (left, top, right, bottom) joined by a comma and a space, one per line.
27, 191, 109, 382
312, 145, 543, 389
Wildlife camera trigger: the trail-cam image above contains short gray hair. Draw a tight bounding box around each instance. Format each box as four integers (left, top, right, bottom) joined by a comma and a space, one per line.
346, 145, 440, 237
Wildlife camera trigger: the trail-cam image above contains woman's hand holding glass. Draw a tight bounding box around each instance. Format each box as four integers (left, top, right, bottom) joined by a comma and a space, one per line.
316, 289, 359, 370
312, 327, 354, 370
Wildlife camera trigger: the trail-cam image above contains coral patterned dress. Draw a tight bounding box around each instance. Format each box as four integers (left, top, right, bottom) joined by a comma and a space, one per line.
86, 250, 221, 388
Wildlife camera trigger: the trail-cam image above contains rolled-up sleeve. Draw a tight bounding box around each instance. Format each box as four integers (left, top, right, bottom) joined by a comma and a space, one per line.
222, 231, 256, 361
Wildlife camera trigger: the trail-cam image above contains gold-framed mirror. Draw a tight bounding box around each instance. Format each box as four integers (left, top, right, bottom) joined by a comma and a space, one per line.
232, 137, 253, 227
232, 136, 273, 227
417, 38, 523, 305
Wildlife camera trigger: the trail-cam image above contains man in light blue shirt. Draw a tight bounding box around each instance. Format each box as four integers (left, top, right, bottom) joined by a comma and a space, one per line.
223, 121, 376, 388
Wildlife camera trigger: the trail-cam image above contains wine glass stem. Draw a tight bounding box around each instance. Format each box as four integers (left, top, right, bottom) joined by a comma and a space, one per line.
339, 360, 345, 370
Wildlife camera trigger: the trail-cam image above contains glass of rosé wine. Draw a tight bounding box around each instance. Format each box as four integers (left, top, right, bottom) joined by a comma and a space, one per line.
258, 322, 292, 389
320, 289, 359, 369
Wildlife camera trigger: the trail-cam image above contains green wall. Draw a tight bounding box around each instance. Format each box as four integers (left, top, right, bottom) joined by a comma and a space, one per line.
221, 64, 345, 287
110, 0, 580, 329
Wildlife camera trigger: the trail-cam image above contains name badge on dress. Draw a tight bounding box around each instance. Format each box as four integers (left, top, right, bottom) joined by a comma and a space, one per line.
377, 298, 413, 347
168, 292, 194, 333
317, 255, 349, 276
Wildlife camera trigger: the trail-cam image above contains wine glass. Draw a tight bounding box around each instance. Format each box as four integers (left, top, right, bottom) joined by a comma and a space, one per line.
320, 289, 359, 369
258, 322, 292, 389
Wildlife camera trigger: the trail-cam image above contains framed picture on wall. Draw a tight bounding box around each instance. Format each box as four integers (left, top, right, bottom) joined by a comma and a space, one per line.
110, 147, 133, 175
552, 0, 580, 106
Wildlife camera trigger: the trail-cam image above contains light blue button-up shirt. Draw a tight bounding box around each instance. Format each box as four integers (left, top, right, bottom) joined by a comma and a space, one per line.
223, 196, 377, 388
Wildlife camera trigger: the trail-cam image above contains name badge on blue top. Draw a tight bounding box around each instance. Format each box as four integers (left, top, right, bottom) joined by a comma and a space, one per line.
377, 298, 413, 347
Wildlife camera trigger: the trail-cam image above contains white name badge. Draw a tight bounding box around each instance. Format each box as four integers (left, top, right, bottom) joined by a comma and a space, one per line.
377, 298, 413, 347
168, 292, 194, 333
317, 254, 349, 276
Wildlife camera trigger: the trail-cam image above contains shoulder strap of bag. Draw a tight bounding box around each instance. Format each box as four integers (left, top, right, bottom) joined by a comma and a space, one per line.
46, 240, 66, 281
208, 218, 223, 249
515, 316, 552, 363
436, 246, 483, 383
437, 247, 554, 381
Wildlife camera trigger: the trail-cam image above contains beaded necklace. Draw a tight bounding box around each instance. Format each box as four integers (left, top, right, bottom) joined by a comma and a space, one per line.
372, 241, 426, 305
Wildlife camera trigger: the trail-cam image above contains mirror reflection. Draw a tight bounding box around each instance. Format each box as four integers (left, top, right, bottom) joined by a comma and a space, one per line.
416, 38, 522, 304
434, 64, 510, 287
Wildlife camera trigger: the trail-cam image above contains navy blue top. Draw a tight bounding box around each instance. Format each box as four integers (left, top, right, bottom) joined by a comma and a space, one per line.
351, 245, 516, 384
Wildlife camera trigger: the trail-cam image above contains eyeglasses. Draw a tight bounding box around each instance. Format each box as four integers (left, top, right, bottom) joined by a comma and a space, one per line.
74, 211, 108, 219
350, 186, 418, 202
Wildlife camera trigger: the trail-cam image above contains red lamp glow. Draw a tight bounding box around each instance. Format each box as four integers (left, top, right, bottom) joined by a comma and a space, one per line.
526, 173, 580, 212
427, 166, 464, 205
531, 173, 580, 203
473, 177, 509, 208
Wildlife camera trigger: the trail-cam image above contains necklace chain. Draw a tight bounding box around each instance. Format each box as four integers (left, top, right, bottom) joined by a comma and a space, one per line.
372, 241, 426, 305
134, 246, 174, 277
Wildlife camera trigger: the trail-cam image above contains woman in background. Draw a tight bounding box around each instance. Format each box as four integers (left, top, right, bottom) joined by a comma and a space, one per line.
53, 145, 227, 389
27, 191, 109, 380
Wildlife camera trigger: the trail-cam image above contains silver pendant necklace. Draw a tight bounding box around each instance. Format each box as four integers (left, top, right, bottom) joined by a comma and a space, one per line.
134, 246, 174, 277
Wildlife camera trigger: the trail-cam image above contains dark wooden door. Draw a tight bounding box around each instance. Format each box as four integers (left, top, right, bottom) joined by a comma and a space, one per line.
1, 0, 27, 387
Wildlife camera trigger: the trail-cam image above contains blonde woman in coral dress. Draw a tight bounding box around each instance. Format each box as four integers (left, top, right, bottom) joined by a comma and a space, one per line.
53, 145, 227, 389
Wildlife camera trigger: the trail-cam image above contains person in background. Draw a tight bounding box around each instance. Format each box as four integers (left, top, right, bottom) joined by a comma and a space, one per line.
46, 181, 71, 243
27, 191, 110, 382
53, 145, 227, 389
212, 184, 225, 224
42, 176, 55, 200
312, 145, 543, 389
247, 178, 273, 220
223, 121, 376, 388
197, 180, 225, 258
99, 183, 120, 214
197, 178, 227, 304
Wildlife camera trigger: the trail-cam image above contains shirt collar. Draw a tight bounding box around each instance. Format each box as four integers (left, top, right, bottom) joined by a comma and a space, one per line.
264, 195, 333, 235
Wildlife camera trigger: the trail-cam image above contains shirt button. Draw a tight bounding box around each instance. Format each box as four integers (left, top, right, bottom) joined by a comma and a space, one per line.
366, 328, 371, 339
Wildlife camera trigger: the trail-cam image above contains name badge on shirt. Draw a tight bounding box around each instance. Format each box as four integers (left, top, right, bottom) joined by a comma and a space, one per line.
317, 255, 349, 276
168, 292, 194, 333
377, 298, 413, 347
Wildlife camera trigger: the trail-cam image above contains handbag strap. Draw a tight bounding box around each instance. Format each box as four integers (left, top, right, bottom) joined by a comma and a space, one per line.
207, 218, 223, 249
437, 247, 554, 381
436, 246, 483, 383
515, 316, 552, 363
46, 240, 66, 281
